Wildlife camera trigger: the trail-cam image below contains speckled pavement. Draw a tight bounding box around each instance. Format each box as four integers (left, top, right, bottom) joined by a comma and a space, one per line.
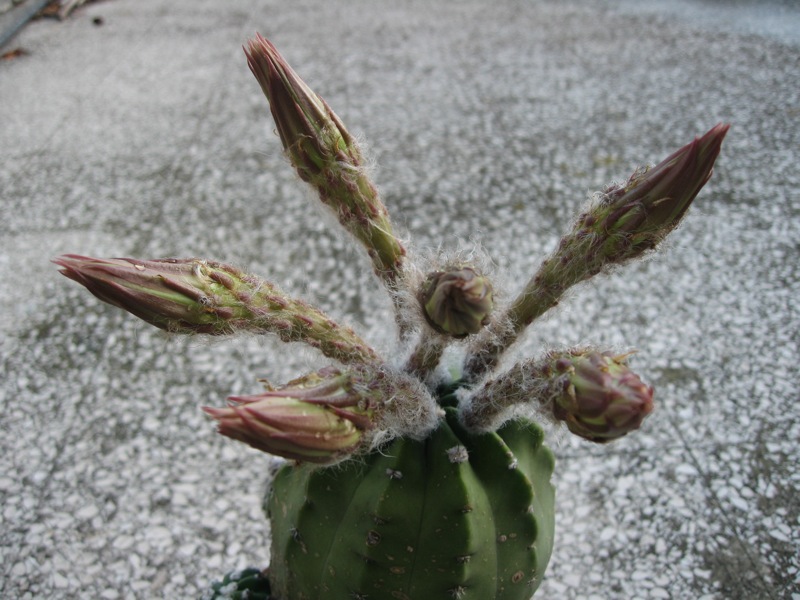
1, 1, 798, 598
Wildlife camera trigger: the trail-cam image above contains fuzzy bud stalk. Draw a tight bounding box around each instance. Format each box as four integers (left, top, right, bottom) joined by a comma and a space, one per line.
245, 34, 409, 327
463, 124, 729, 381
53, 255, 379, 365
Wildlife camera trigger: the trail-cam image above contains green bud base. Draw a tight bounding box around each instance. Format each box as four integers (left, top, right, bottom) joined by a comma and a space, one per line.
265, 385, 555, 600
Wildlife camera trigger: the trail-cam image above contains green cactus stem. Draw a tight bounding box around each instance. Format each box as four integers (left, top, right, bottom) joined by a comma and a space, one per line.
266, 384, 555, 600
463, 124, 729, 382
245, 34, 410, 334
461, 348, 654, 443
53, 255, 379, 366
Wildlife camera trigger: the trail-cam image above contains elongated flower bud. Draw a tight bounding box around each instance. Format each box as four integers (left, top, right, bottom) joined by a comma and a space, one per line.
245, 34, 408, 303
420, 267, 493, 338
245, 34, 351, 185
204, 368, 371, 464
53, 255, 379, 365
461, 348, 653, 443
204, 366, 440, 464
463, 124, 729, 382
574, 122, 729, 264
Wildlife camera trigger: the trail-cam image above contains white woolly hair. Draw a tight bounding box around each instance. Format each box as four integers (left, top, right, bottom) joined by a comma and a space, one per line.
454, 364, 559, 434
403, 237, 505, 305
370, 366, 444, 440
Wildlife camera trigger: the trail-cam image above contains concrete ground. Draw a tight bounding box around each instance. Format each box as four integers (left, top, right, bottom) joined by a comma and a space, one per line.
1, 0, 798, 598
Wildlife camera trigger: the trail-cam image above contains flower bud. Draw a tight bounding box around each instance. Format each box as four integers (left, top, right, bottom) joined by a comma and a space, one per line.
204, 365, 442, 463
462, 124, 729, 383
203, 368, 374, 464
420, 267, 493, 338
549, 350, 654, 443
53, 255, 241, 331
245, 34, 408, 317
587, 122, 730, 263
460, 348, 653, 441
245, 33, 353, 184
53, 255, 379, 364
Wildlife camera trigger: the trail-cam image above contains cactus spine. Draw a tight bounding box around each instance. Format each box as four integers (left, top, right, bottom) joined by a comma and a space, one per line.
55, 32, 728, 600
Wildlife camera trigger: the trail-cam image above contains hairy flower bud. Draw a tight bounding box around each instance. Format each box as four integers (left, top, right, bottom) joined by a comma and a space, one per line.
204, 366, 440, 463
53, 255, 379, 365
204, 368, 372, 464
462, 124, 729, 382
549, 350, 654, 443
245, 33, 408, 327
245, 34, 352, 184
420, 267, 493, 338
584, 122, 730, 263
460, 348, 653, 442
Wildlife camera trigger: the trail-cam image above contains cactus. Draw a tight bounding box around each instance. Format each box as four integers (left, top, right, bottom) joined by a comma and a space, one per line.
202, 567, 271, 600
266, 395, 555, 600
54, 33, 728, 600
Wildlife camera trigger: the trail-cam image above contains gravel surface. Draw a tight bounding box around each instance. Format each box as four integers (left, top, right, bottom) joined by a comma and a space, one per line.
2, 0, 798, 598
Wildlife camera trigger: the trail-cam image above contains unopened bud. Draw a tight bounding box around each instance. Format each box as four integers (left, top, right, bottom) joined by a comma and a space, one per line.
586, 122, 730, 263
53, 255, 379, 365
204, 365, 441, 463
462, 124, 729, 383
420, 267, 493, 338
460, 348, 653, 442
549, 350, 654, 443
245, 33, 353, 184
203, 368, 374, 464
245, 34, 408, 312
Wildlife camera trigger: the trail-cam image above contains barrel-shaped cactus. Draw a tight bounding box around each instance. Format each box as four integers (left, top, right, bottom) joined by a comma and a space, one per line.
267, 389, 555, 600
55, 32, 727, 600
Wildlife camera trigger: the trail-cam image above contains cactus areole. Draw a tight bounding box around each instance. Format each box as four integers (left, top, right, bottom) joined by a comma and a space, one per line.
56, 33, 728, 600
267, 386, 555, 600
